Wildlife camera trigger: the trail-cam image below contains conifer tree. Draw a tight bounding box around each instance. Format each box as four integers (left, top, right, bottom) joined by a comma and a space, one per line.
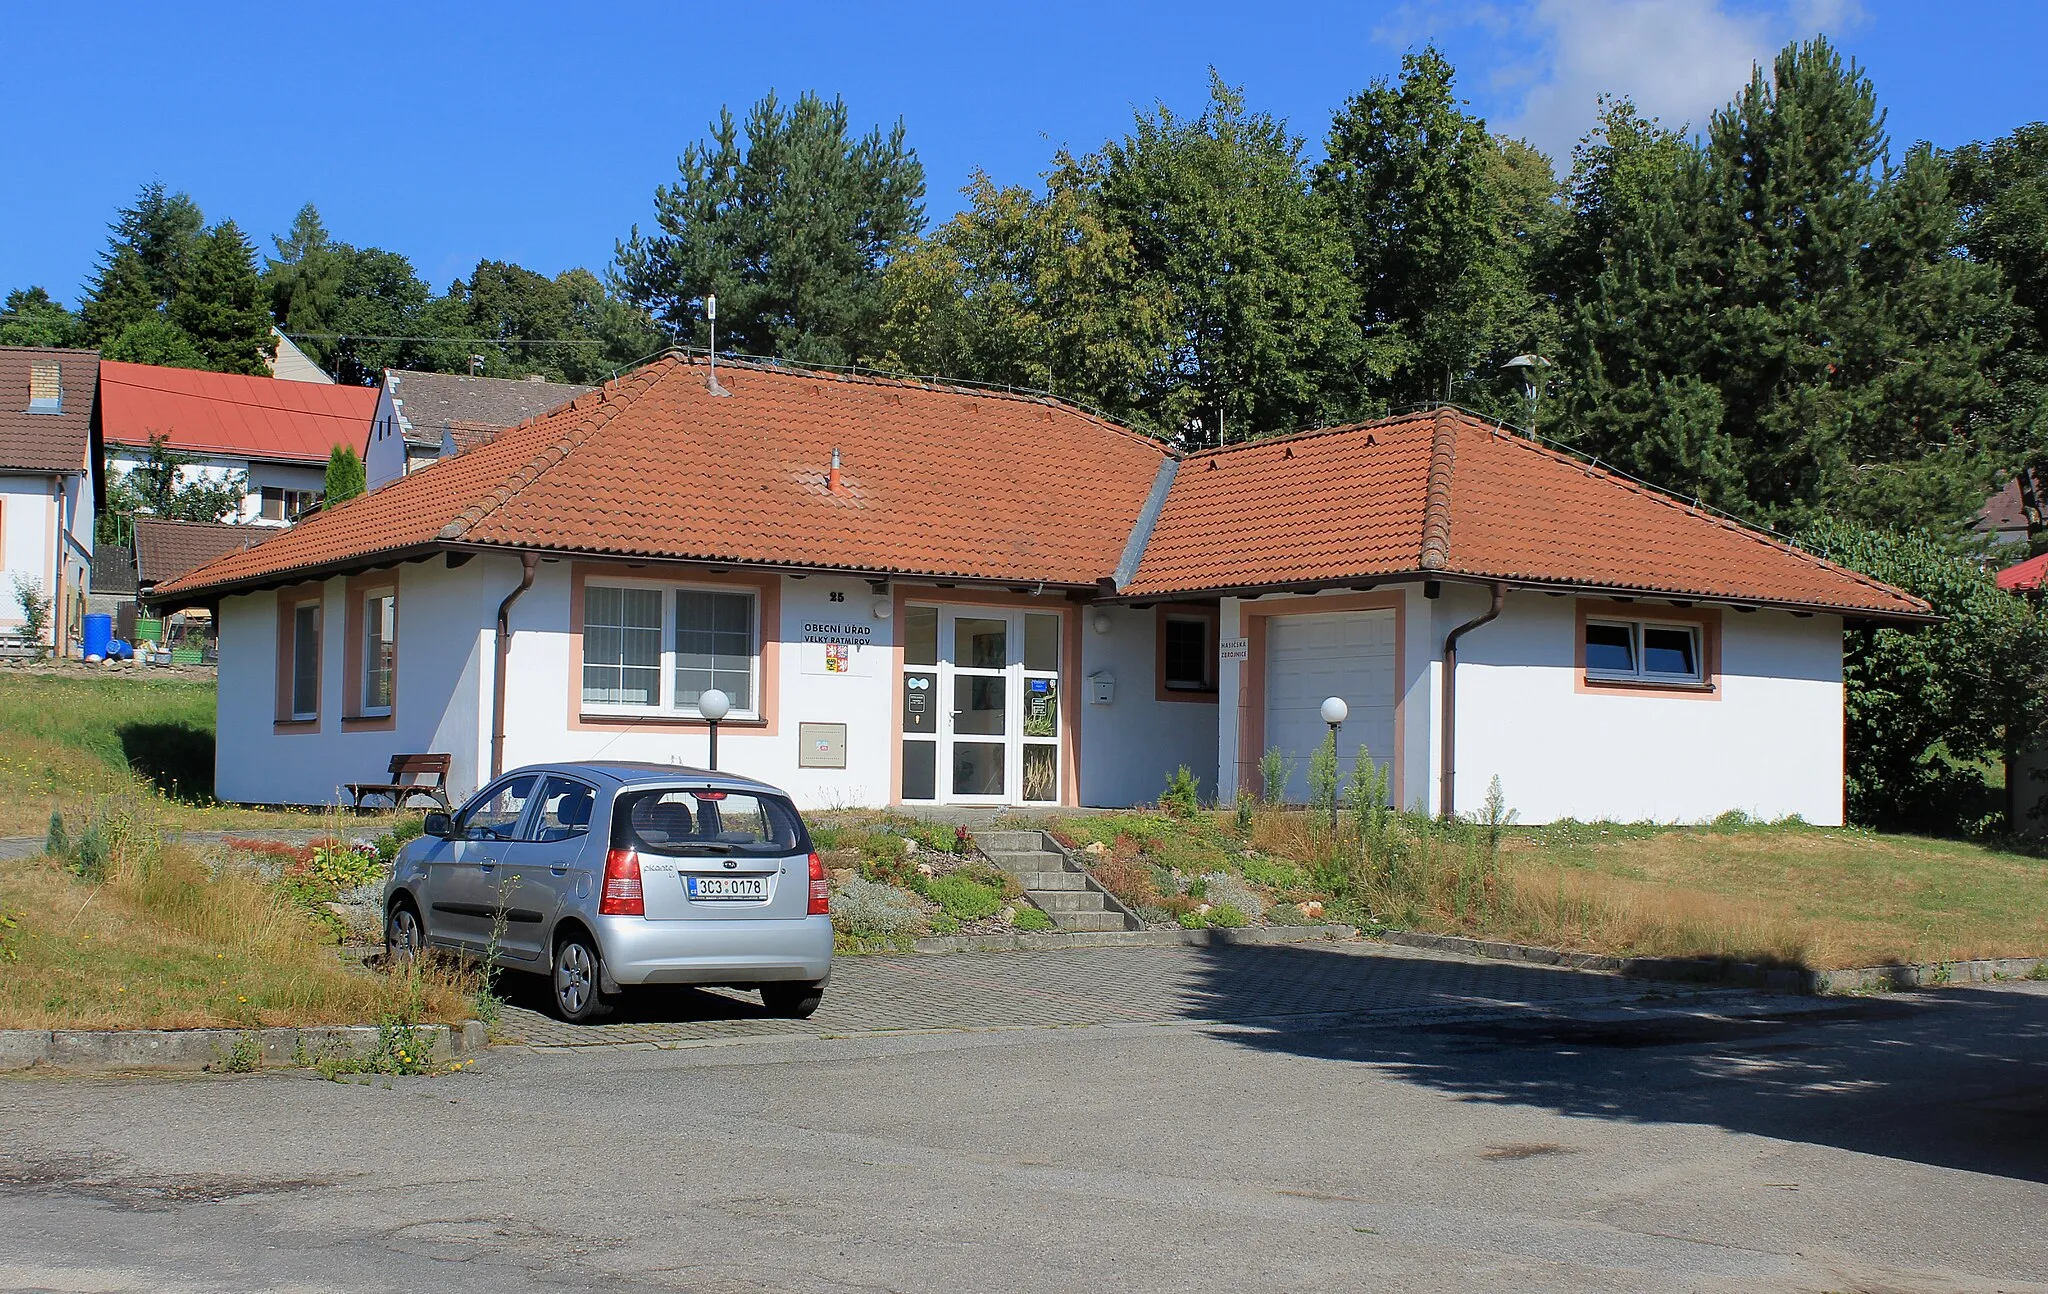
324, 444, 367, 505
81, 182, 204, 343
616, 91, 926, 367
170, 221, 276, 375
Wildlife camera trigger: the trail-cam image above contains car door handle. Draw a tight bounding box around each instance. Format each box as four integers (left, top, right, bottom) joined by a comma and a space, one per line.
550, 866, 568, 876
478, 863, 495, 873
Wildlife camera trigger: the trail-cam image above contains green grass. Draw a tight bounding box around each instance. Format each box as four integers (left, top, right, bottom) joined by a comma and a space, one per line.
1051, 807, 2048, 970
0, 670, 347, 836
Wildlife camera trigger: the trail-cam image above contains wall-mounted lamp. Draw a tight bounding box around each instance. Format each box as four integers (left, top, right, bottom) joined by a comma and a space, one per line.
1092, 613, 1112, 635
872, 596, 893, 620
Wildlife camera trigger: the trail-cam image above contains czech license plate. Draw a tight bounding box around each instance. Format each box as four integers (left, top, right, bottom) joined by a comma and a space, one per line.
687, 875, 769, 901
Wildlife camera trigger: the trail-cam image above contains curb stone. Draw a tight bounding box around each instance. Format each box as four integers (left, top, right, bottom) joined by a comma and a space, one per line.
1368, 930, 2047, 996
0, 1020, 488, 1074
908, 924, 1359, 954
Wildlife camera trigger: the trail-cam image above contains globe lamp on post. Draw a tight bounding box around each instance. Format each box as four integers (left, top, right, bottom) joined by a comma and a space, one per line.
698, 688, 731, 771
1320, 696, 1349, 835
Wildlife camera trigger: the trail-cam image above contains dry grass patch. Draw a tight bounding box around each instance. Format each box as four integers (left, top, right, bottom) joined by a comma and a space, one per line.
0, 812, 473, 1031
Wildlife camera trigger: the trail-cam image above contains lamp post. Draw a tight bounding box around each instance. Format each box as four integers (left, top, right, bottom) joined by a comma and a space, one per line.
1320, 696, 1348, 835
1501, 354, 1551, 437
698, 688, 731, 771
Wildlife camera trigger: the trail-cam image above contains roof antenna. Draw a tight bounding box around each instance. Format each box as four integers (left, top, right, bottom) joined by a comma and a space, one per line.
705, 293, 729, 397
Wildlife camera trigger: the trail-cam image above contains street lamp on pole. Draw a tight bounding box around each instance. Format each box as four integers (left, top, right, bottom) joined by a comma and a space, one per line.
698, 688, 731, 770
1320, 696, 1348, 836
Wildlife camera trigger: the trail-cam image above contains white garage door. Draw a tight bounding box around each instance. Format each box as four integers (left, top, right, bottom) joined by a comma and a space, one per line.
1264, 611, 1397, 804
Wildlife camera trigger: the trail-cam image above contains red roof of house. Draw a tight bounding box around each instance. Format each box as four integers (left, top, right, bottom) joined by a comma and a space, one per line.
1997, 552, 2048, 591
0, 346, 98, 473
1125, 408, 1930, 618
153, 356, 1171, 598
99, 361, 378, 466
150, 363, 1929, 623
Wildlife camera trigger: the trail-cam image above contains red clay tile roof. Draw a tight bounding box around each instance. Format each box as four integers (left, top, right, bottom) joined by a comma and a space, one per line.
0, 346, 98, 473
1125, 408, 1929, 619
100, 361, 379, 466
1997, 551, 2048, 592
154, 357, 1171, 600
133, 517, 271, 589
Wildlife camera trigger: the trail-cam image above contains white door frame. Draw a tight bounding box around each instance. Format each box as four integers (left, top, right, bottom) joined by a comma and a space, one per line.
900, 603, 1066, 806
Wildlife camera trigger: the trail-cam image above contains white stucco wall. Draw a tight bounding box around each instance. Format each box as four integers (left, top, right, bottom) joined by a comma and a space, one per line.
108, 449, 325, 527
365, 380, 407, 491
214, 558, 491, 806
1435, 585, 1845, 826
0, 476, 56, 632
493, 561, 900, 811
1076, 604, 1218, 808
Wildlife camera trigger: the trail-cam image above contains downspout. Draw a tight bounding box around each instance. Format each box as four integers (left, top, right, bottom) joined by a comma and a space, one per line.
490, 552, 540, 780
1439, 581, 1505, 820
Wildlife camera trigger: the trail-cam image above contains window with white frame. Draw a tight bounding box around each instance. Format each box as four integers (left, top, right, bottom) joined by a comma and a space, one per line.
582, 581, 759, 717
361, 591, 396, 715
1584, 617, 1704, 685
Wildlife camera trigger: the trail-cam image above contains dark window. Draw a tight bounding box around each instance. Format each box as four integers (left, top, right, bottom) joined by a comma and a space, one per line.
611, 788, 806, 856
1642, 626, 1698, 679
290, 602, 320, 719
1162, 617, 1214, 691
458, 774, 538, 840
1584, 622, 1635, 676
901, 740, 937, 801
528, 775, 597, 843
261, 487, 321, 522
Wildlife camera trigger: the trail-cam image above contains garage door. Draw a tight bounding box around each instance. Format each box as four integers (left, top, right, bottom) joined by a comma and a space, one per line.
1264, 611, 1397, 804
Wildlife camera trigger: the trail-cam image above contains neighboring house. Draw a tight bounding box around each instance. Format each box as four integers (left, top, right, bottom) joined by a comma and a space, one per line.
151, 356, 1929, 823
0, 346, 100, 653
266, 329, 335, 385
100, 360, 379, 527
87, 541, 137, 629
133, 516, 265, 602
1974, 472, 2039, 552
365, 369, 594, 489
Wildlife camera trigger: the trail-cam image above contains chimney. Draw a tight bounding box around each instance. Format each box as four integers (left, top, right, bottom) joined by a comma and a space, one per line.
26, 360, 61, 414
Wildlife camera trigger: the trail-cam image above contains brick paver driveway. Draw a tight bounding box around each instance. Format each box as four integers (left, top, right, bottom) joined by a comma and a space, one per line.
496, 938, 1705, 1047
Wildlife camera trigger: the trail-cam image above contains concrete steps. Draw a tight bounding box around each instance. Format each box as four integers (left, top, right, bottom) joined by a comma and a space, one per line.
975, 829, 1138, 934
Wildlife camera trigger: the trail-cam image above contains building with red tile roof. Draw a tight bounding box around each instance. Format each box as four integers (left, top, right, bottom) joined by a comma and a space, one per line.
99, 360, 379, 528
153, 355, 1924, 829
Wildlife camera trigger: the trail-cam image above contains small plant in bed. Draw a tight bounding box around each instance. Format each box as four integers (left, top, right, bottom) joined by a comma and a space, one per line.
926, 872, 1004, 922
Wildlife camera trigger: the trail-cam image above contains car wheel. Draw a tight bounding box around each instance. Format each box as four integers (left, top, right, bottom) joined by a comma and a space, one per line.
760, 981, 824, 1019
552, 932, 613, 1024
385, 900, 425, 964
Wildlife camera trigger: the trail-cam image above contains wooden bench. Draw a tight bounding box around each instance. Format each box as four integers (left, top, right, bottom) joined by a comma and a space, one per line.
346, 754, 453, 812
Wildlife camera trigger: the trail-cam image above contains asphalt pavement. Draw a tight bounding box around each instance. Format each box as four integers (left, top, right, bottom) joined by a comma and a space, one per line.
4, 941, 2046, 1292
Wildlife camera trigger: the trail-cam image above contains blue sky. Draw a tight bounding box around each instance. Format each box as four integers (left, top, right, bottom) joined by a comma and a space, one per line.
5, 1, 2042, 307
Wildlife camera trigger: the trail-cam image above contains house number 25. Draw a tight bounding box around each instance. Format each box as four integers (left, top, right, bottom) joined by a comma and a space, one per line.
828, 591, 845, 602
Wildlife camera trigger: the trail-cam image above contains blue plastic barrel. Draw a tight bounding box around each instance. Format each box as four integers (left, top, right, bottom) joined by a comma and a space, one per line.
82, 613, 113, 661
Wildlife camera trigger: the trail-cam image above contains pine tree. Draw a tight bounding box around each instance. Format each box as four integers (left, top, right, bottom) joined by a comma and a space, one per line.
264, 204, 346, 351
1564, 40, 2007, 530
170, 221, 276, 375
615, 90, 927, 367
81, 182, 204, 343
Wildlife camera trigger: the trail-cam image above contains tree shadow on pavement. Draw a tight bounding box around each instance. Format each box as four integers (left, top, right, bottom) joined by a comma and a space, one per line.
1179, 941, 2048, 1184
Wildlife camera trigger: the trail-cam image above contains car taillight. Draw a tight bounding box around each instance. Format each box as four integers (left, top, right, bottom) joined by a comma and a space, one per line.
600, 849, 644, 915
807, 851, 830, 915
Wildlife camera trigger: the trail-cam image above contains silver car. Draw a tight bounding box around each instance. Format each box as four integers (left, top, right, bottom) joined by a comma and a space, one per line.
383, 761, 833, 1023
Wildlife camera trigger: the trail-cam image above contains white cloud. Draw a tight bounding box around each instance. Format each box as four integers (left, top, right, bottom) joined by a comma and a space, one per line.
1492, 0, 1865, 165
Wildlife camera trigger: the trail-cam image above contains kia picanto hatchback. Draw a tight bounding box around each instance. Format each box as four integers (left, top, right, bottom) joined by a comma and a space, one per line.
383, 762, 833, 1023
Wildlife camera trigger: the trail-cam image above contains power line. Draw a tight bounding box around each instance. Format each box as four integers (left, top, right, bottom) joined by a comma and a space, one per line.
284, 332, 614, 347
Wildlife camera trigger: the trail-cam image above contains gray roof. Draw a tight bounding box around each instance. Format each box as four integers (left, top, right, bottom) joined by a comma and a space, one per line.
389, 370, 595, 449
134, 517, 268, 589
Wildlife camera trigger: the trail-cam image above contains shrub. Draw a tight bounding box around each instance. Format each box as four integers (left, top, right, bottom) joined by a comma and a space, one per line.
857, 836, 925, 891
1258, 746, 1293, 806
1240, 855, 1310, 891
9, 574, 50, 651
1307, 731, 1339, 825
925, 873, 1003, 922
1160, 766, 1201, 819
1090, 854, 1161, 909
1012, 906, 1056, 932
829, 875, 930, 941
1207, 903, 1250, 928
1233, 795, 1254, 835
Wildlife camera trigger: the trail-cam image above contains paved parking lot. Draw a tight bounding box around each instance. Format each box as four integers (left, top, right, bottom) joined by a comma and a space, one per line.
494, 938, 1694, 1045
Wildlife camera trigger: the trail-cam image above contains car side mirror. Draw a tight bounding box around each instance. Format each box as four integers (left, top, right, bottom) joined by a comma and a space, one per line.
422, 812, 453, 839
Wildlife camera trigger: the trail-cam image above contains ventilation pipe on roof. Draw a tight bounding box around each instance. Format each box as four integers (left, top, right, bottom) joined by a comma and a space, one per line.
1439, 581, 1505, 820
490, 552, 540, 780
827, 447, 850, 497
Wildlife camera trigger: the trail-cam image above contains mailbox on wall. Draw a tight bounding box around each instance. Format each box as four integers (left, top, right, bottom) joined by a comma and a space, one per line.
797, 722, 849, 769
1088, 671, 1115, 705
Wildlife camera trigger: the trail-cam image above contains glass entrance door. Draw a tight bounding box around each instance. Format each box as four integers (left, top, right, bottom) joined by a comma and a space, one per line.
899, 605, 1063, 805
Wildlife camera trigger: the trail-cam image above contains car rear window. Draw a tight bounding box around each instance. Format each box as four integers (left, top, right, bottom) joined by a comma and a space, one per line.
611, 788, 808, 856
